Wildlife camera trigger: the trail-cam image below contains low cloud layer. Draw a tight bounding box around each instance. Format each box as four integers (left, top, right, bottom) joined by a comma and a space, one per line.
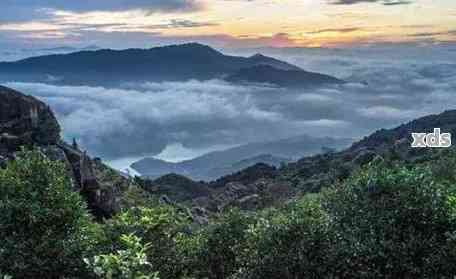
4, 44, 456, 162
330, 0, 412, 5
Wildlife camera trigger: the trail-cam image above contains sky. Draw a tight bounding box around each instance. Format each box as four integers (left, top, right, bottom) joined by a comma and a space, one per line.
1, 1, 456, 171
0, 0, 455, 49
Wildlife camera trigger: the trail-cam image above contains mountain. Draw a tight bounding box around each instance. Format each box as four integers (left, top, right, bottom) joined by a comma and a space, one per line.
226, 64, 344, 87
0, 43, 340, 87
143, 109, 455, 214
3, 84, 453, 220
131, 134, 353, 181
131, 153, 289, 181
0, 86, 141, 218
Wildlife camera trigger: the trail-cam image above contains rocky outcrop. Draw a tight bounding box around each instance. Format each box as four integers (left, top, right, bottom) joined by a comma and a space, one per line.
57, 141, 126, 218
0, 86, 60, 152
0, 86, 126, 219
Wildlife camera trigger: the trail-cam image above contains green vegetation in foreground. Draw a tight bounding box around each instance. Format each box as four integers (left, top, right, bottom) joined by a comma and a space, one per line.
0, 149, 99, 278
2, 148, 456, 278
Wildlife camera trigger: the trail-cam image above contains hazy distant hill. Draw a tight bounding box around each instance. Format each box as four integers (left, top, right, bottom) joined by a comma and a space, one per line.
0, 43, 342, 87
131, 134, 353, 181
133, 153, 290, 181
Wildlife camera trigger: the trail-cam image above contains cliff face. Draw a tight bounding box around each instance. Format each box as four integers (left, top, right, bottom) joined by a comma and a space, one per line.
0, 86, 126, 218
0, 86, 60, 151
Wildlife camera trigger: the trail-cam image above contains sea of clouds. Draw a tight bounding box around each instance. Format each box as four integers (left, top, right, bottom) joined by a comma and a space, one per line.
3, 43, 456, 168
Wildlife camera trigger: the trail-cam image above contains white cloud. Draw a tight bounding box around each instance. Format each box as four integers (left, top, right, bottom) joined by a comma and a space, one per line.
357, 106, 419, 120
3, 44, 456, 163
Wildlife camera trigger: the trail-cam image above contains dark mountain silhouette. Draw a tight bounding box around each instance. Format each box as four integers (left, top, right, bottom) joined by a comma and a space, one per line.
0, 43, 341, 87
131, 134, 353, 181
226, 64, 344, 87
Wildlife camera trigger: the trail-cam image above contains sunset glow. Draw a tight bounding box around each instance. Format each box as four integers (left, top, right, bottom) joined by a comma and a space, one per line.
0, 0, 454, 48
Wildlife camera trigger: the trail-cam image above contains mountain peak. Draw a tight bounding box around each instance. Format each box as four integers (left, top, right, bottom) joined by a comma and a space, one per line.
250, 53, 267, 59
182, 42, 212, 48
158, 42, 222, 55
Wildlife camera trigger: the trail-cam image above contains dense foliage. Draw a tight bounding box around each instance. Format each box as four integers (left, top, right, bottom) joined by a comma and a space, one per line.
179, 151, 456, 279
0, 149, 99, 278
2, 148, 456, 278
323, 160, 456, 278
244, 197, 333, 279
102, 206, 191, 279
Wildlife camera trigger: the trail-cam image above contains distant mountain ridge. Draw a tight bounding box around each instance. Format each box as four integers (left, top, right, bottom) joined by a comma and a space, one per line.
131, 134, 353, 181
132, 153, 290, 181
0, 43, 342, 87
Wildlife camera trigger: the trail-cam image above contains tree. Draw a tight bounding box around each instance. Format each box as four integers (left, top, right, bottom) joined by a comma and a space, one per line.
0, 148, 99, 278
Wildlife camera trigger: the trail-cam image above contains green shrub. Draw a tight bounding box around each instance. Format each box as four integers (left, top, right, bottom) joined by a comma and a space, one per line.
188, 209, 255, 279
323, 162, 456, 278
0, 148, 100, 278
430, 149, 456, 183
244, 196, 333, 279
103, 206, 189, 279
86, 234, 159, 279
